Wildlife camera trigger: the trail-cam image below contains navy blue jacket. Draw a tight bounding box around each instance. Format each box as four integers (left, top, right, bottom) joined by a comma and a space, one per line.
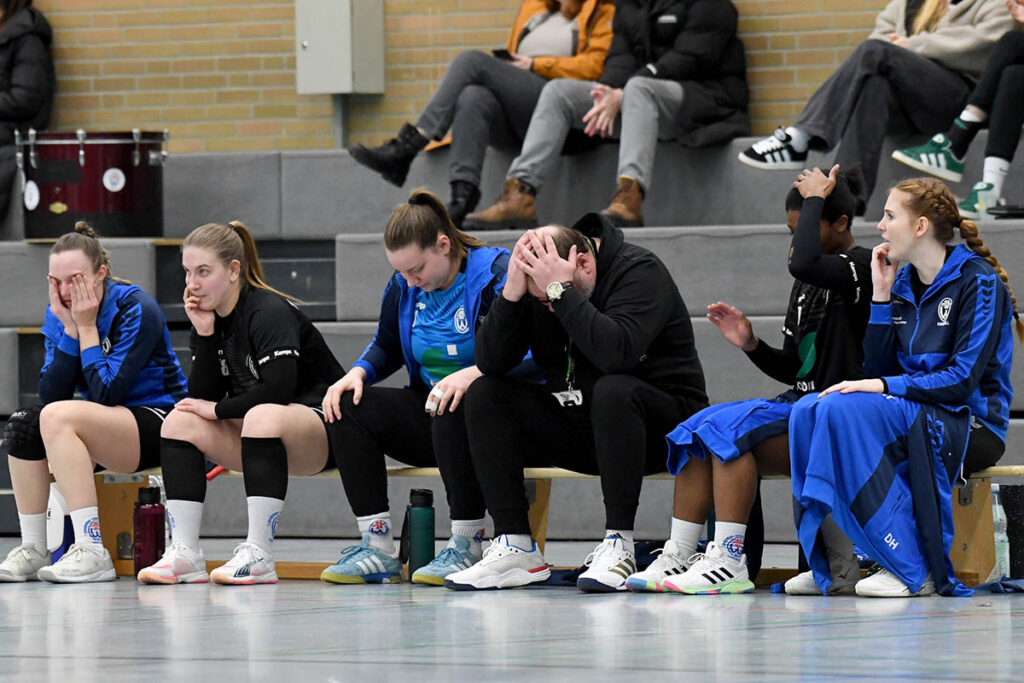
39, 280, 187, 407
354, 246, 509, 388
863, 244, 1015, 440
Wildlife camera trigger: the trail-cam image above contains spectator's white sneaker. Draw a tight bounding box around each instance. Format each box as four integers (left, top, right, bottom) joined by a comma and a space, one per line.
0, 544, 49, 582
138, 542, 210, 584
625, 540, 693, 592
210, 542, 278, 585
577, 534, 636, 592
663, 542, 754, 595
37, 543, 116, 584
444, 534, 550, 590
855, 567, 935, 598
738, 127, 808, 170
785, 548, 859, 595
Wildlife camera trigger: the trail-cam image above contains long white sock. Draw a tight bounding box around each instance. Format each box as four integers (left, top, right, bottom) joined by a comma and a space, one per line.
19, 512, 47, 552
70, 506, 103, 546
670, 517, 703, 556
357, 512, 398, 557
982, 156, 1010, 198
246, 496, 284, 553
784, 126, 810, 152
714, 521, 747, 561
606, 529, 635, 555
451, 518, 486, 558
500, 533, 534, 550
167, 499, 204, 550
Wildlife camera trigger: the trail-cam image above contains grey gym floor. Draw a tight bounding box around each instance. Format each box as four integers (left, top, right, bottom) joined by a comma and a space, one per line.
0, 538, 1021, 682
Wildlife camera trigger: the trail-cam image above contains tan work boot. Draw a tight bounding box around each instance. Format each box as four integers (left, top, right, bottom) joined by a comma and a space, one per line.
601, 177, 644, 227
462, 179, 538, 231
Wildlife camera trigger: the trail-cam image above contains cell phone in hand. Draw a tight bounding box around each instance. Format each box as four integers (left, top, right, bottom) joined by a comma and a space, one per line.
492, 48, 513, 61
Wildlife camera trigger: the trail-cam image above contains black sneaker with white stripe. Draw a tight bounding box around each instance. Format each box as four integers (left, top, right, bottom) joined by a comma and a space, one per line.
661, 541, 754, 595
738, 127, 808, 170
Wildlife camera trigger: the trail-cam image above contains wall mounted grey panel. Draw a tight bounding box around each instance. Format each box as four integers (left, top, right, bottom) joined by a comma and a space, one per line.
0, 329, 18, 415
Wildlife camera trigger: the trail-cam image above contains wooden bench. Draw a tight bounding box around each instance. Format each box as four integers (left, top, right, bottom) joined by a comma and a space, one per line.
95, 464, 1023, 586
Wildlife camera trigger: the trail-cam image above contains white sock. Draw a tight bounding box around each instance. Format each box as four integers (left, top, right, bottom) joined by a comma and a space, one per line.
670, 517, 703, 557
982, 156, 1010, 198
167, 499, 204, 550
500, 533, 534, 550
246, 496, 284, 552
357, 512, 398, 557
714, 521, 747, 561
960, 108, 984, 123
18, 512, 47, 552
451, 518, 486, 558
606, 529, 635, 555
70, 506, 103, 546
784, 126, 810, 152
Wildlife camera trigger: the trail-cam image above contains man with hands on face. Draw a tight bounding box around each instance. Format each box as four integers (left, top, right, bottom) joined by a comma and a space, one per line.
444, 213, 707, 592
464, 0, 749, 230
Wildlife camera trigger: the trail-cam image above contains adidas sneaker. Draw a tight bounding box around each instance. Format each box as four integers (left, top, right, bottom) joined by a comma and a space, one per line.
577, 534, 636, 592
444, 534, 550, 590
412, 536, 479, 586
891, 134, 964, 183
209, 542, 278, 585
662, 541, 754, 595
738, 127, 808, 170
958, 181, 1002, 220
320, 535, 403, 585
625, 539, 692, 592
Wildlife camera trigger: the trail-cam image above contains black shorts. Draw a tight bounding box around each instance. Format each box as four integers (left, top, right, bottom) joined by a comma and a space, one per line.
127, 405, 171, 472
305, 404, 337, 473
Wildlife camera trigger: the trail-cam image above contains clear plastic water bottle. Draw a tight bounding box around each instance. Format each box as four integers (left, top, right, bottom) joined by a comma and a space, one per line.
992, 484, 1010, 579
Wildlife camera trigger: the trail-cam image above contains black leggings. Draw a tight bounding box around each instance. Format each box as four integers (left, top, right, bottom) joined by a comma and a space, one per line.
464, 375, 702, 534
968, 31, 1024, 162
329, 386, 486, 521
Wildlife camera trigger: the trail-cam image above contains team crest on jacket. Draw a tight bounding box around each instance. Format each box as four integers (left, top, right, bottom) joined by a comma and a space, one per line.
101, 337, 112, 355
453, 305, 469, 334
937, 297, 953, 326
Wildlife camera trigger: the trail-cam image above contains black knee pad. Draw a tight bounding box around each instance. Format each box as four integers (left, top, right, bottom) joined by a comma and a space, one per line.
3, 405, 45, 461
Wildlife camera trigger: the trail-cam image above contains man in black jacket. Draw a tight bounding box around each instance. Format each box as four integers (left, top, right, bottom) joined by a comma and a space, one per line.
444, 213, 708, 593
464, 0, 748, 230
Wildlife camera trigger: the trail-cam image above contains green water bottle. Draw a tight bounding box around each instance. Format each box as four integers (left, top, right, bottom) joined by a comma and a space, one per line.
401, 488, 435, 577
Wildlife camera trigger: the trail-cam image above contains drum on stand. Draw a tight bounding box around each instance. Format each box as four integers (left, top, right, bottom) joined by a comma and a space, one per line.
16, 128, 168, 238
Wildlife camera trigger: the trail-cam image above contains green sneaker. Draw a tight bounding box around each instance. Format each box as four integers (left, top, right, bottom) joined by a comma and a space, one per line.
958, 181, 1001, 220
892, 134, 964, 183
411, 536, 480, 586
321, 535, 403, 584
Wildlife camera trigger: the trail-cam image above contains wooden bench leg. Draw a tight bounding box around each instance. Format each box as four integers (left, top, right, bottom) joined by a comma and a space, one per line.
526, 479, 553, 554
94, 473, 148, 577
951, 476, 994, 586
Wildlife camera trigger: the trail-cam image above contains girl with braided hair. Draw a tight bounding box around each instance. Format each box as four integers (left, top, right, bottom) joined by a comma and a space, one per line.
790, 177, 1020, 598
0, 223, 186, 583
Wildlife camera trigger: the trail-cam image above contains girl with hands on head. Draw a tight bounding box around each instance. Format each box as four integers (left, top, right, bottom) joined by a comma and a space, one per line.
0, 223, 187, 584
320, 190, 511, 587
137, 220, 345, 586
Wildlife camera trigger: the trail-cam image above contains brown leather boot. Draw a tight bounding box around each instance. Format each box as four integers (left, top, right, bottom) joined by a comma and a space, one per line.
462, 179, 538, 231
601, 177, 644, 227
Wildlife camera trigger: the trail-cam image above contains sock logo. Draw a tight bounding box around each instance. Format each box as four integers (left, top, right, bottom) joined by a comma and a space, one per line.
721, 534, 744, 559
168, 510, 176, 532
83, 517, 102, 543
472, 528, 486, 543
368, 519, 389, 536
267, 512, 280, 540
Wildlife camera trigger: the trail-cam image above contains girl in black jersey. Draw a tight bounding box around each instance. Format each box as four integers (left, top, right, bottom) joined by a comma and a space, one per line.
623, 166, 873, 595
138, 221, 345, 585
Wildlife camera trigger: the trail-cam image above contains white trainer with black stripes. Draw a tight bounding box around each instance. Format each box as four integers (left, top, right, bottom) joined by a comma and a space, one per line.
209, 542, 278, 585
624, 539, 692, 592
662, 542, 754, 595
577, 534, 637, 592
738, 127, 808, 170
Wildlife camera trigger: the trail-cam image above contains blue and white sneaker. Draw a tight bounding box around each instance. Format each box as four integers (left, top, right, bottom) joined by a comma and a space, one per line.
577, 534, 637, 592
321, 535, 403, 584
625, 540, 692, 592
209, 542, 277, 585
412, 536, 480, 586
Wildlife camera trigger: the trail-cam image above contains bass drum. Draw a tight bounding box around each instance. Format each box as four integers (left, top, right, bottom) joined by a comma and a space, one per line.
16, 128, 168, 238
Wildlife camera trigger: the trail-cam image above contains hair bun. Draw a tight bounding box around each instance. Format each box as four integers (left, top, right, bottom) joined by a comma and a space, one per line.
73, 221, 99, 238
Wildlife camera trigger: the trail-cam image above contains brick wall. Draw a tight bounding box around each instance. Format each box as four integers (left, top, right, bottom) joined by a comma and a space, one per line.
38, 0, 888, 154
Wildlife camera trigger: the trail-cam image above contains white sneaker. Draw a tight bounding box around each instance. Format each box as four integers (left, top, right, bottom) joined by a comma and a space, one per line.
210, 542, 278, 585
737, 127, 808, 170
577, 534, 636, 592
444, 534, 550, 590
855, 566, 935, 598
785, 548, 859, 596
0, 544, 49, 582
36, 543, 116, 583
625, 540, 692, 593
138, 542, 210, 584
662, 542, 754, 595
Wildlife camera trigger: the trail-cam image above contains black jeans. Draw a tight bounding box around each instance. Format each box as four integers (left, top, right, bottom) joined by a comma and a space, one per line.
415, 50, 548, 187
464, 375, 703, 534
968, 31, 1024, 162
795, 40, 972, 198
329, 386, 486, 520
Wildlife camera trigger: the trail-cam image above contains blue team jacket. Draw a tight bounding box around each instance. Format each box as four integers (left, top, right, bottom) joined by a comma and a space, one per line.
354, 246, 509, 388
39, 280, 187, 407
863, 244, 1015, 441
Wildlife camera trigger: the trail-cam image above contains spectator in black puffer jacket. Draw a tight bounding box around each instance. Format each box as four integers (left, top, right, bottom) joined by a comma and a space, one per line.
0, 0, 55, 219
465, 0, 749, 230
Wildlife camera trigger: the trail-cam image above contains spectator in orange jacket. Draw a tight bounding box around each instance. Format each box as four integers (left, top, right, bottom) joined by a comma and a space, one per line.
347, 0, 614, 227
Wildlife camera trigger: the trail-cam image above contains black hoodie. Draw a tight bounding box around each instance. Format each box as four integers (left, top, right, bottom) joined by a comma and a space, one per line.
0, 6, 54, 146
476, 213, 708, 408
